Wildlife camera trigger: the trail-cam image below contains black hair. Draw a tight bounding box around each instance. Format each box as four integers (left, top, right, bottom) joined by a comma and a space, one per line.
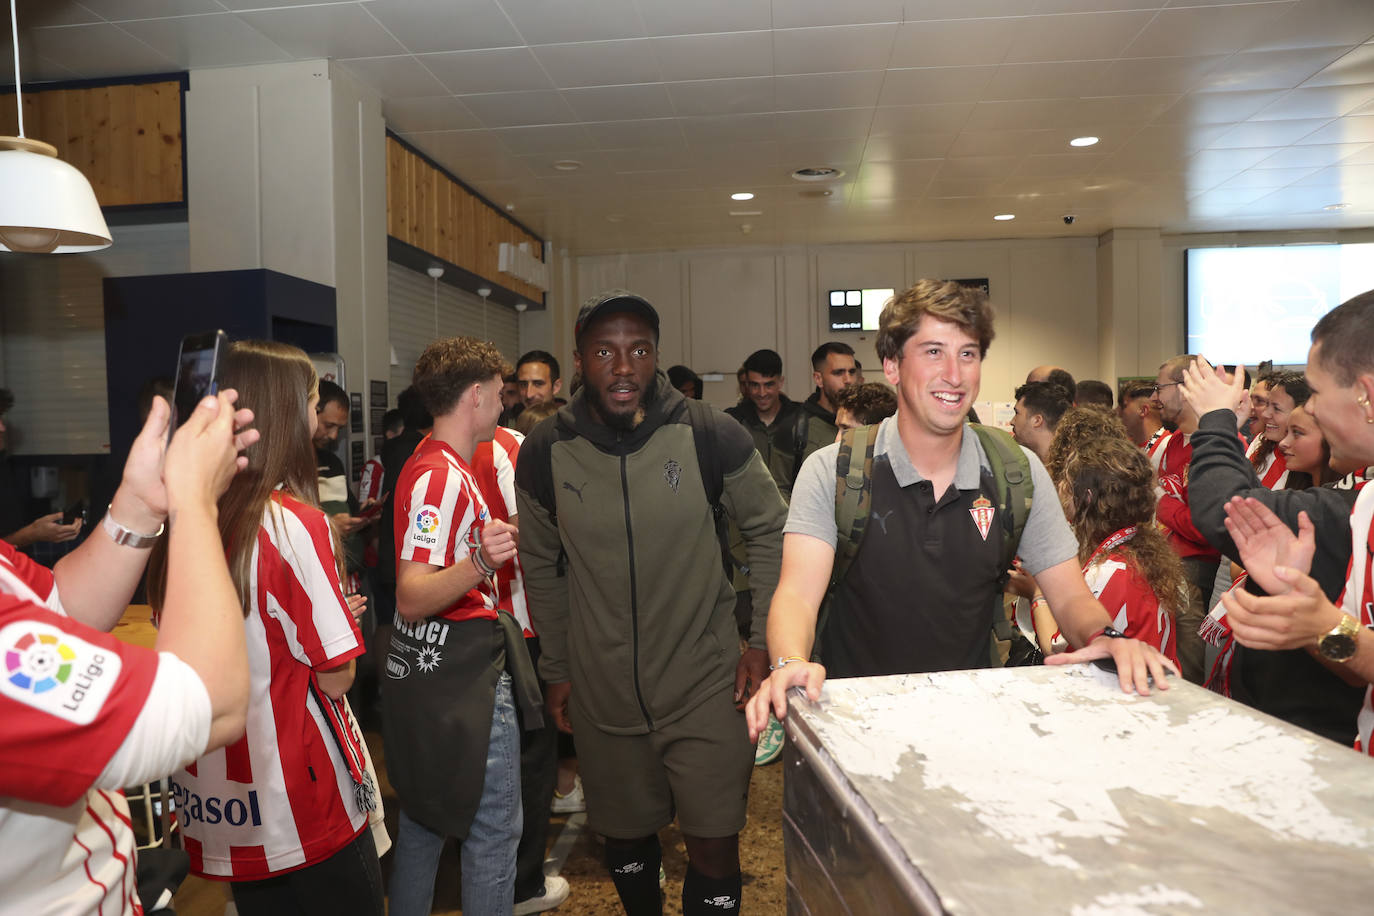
317, 379, 349, 411
1075, 379, 1114, 409
517, 350, 561, 382
742, 349, 783, 378
383, 408, 405, 435
811, 341, 856, 371
1015, 380, 1072, 431
666, 364, 703, 399
396, 385, 433, 432
1046, 368, 1076, 403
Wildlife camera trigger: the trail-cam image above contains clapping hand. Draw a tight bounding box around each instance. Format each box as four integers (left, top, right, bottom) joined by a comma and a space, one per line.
1180, 356, 1246, 420
1223, 496, 1315, 596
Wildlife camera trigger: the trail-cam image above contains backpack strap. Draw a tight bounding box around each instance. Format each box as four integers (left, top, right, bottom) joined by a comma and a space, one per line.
970, 424, 1032, 587
683, 398, 738, 580
831, 424, 878, 588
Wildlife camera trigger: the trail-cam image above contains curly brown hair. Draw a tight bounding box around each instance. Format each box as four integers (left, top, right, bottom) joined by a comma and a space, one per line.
834, 382, 897, 425
413, 337, 509, 417
1043, 406, 1131, 484
876, 279, 996, 362
1059, 437, 1187, 615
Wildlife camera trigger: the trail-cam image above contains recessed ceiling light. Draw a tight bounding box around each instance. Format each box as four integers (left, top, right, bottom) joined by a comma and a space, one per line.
1324, 202, 1350, 211
731, 192, 754, 201
993, 213, 1016, 221
552, 159, 582, 171
1069, 136, 1099, 148
729, 210, 762, 217
791, 166, 846, 182
606, 214, 626, 223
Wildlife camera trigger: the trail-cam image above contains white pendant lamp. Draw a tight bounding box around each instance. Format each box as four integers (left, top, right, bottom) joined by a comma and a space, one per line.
0, 0, 111, 253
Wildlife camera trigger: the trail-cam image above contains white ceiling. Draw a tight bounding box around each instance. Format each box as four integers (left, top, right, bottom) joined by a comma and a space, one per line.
7, 0, 1374, 254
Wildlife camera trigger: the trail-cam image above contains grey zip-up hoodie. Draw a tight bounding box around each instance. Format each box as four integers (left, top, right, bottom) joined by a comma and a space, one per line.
516, 371, 786, 735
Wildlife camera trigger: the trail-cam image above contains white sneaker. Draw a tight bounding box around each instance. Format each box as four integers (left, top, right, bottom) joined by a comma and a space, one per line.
551, 776, 585, 814
514, 875, 571, 915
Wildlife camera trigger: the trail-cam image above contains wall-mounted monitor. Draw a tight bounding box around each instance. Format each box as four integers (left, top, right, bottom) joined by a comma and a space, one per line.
1186, 243, 1374, 366
828, 288, 895, 331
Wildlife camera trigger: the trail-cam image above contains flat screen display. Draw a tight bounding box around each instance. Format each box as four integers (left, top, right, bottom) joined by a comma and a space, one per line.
1186, 244, 1374, 365
829, 288, 895, 332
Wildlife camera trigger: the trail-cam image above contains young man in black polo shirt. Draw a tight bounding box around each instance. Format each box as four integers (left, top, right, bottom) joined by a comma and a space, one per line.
746, 280, 1176, 733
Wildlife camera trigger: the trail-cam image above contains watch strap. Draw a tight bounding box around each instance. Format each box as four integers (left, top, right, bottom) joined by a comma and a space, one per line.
102, 506, 164, 549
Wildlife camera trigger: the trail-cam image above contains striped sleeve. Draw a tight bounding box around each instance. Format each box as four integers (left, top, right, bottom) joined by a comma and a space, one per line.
400, 465, 475, 569
0, 541, 57, 605
493, 428, 523, 517
261, 499, 363, 670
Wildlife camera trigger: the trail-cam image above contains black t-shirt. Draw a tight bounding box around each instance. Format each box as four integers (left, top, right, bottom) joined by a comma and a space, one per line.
821, 455, 1004, 678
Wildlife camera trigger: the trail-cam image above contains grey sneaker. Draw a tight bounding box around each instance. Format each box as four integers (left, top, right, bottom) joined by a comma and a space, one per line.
551, 775, 585, 814
514, 875, 571, 915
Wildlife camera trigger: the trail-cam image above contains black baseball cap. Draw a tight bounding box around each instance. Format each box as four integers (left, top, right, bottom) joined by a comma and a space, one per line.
574, 289, 660, 343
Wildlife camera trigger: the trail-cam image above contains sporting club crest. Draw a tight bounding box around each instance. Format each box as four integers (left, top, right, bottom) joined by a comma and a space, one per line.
970, 495, 995, 541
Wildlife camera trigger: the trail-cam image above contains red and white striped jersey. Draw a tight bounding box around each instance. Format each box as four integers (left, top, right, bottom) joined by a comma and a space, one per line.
1083, 554, 1180, 668
1246, 435, 1290, 490
1343, 485, 1374, 755
472, 427, 533, 636
174, 492, 367, 880
1144, 428, 1172, 463
358, 454, 385, 505
395, 436, 498, 622
0, 541, 189, 916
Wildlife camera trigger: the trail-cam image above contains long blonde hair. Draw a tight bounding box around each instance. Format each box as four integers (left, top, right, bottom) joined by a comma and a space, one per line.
149, 340, 338, 612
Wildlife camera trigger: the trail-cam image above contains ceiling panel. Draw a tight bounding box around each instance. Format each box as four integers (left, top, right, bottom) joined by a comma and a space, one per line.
495, 0, 645, 45
236, 5, 406, 60
773, 24, 897, 75
532, 39, 662, 89
337, 55, 450, 97
632, 0, 771, 37
563, 83, 675, 121
420, 47, 552, 94
10, 0, 1374, 253
363, 0, 523, 54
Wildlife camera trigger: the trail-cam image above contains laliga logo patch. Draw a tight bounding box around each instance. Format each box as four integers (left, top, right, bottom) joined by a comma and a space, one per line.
0, 621, 122, 725
411, 505, 441, 546
970, 495, 995, 542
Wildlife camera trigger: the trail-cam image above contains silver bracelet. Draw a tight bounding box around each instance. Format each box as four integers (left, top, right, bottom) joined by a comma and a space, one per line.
102, 504, 164, 549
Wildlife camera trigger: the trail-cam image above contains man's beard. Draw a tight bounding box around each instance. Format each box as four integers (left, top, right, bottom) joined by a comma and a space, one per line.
586, 382, 652, 432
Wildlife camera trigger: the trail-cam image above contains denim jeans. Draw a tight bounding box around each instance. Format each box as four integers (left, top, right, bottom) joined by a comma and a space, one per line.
387, 672, 523, 916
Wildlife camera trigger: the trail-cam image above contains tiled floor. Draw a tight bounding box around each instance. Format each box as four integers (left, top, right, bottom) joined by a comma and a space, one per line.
171, 724, 787, 915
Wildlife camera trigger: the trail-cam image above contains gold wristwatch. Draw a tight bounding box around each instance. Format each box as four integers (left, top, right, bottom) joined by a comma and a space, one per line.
1317, 614, 1361, 662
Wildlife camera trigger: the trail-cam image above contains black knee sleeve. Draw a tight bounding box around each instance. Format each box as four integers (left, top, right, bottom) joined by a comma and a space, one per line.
604, 835, 662, 916
682, 864, 741, 914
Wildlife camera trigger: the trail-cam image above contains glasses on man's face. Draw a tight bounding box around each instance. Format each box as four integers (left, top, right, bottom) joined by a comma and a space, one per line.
1150, 381, 1181, 395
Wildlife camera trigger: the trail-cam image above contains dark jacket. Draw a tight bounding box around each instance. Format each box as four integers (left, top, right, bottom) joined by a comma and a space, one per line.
516, 371, 787, 735
1189, 408, 1365, 744
725, 395, 806, 497
799, 392, 840, 470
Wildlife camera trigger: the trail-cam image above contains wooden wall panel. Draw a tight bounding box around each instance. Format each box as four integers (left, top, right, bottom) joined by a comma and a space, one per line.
384, 136, 544, 304
0, 80, 183, 206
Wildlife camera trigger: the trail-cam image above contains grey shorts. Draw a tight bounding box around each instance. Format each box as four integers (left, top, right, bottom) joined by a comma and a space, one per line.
570, 686, 753, 840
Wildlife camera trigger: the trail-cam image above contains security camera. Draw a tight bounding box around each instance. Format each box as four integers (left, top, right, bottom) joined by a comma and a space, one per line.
1063, 215, 1076, 225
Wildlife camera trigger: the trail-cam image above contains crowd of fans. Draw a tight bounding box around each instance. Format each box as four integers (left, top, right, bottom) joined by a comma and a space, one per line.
5, 279, 1374, 916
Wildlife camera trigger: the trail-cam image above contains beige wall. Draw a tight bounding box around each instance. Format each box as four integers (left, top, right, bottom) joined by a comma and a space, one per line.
186, 59, 389, 450
575, 237, 1100, 408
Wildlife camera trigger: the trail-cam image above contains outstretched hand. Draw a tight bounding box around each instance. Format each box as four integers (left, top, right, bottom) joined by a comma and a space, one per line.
1223, 497, 1314, 595
1180, 356, 1245, 420
1045, 636, 1177, 695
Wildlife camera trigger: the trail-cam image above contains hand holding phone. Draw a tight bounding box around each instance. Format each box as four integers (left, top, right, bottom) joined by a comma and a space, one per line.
171, 330, 229, 438
61, 500, 86, 526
